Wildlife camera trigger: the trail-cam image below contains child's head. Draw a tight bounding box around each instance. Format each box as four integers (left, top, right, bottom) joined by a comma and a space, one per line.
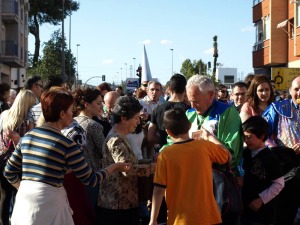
163, 107, 190, 137
242, 116, 269, 150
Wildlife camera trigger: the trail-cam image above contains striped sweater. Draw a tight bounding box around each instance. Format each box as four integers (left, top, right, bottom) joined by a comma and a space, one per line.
4, 124, 107, 187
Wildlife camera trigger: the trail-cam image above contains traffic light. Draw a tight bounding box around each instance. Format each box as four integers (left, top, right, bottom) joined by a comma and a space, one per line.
136, 65, 142, 78
102, 75, 105, 81
207, 61, 211, 69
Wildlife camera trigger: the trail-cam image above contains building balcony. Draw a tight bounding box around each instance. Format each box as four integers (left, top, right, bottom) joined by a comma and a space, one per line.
1, 0, 19, 23
0, 40, 24, 68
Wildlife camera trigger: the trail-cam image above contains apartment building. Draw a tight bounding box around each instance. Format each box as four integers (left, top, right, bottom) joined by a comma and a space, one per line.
252, 0, 300, 77
0, 0, 29, 88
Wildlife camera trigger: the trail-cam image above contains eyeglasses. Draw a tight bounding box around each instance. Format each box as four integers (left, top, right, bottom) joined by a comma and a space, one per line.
35, 83, 43, 88
233, 93, 246, 97
142, 83, 148, 87
219, 90, 227, 93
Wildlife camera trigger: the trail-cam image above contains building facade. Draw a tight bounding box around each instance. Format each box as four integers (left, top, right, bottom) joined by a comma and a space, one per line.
252, 0, 300, 77
0, 0, 29, 88
216, 67, 238, 86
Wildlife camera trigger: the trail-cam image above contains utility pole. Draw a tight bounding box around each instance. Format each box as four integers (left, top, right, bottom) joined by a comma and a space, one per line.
62, 0, 65, 81
76, 44, 80, 88
170, 48, 174, 75
68, 0, 72, 84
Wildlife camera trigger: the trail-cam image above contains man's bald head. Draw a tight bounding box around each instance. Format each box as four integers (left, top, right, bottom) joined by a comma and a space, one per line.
104, 91, 120, 112
290, 76, 300, 105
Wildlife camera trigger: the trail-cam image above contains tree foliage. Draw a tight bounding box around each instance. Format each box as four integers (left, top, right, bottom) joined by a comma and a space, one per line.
27, 30, 76, 84
29, 0, 79, 66
180, 59, 208, 80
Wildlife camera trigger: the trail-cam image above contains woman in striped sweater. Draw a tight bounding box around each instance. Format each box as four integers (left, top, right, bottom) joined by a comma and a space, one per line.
4, 89, 130, 225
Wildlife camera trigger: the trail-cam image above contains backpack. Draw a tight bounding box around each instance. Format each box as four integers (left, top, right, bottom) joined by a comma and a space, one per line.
213, 163, 243, 216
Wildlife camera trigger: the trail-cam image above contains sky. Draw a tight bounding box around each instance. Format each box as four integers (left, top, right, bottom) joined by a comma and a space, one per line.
28, 0, 255, 86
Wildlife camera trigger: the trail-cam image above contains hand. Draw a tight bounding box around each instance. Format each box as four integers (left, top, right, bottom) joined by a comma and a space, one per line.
150, 163, 156, 174
292, 143, 300, 155
235, 176, 244, 187
114, 162, 132, 173
199, 128, 212, 140
5, 130, 20, 146
248, 198, 263, 212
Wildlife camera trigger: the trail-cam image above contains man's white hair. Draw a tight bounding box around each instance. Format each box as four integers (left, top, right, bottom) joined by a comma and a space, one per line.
186, 75, 215, 93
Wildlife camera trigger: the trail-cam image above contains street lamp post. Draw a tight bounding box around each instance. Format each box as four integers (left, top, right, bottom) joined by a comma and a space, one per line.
120, 68, 123, 83
133, 58, 136, 77
170, 49, 174, 75
125, 63, 127, 79
76, 44, 80, 88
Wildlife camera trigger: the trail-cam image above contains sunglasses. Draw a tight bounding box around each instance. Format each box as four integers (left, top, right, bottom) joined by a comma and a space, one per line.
142, 83, 148, 87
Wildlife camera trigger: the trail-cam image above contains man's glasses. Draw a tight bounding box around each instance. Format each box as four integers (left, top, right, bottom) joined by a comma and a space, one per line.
142, 83, 148, 87
35, 83, 43, 88
233, 93, 246, 97
219, 90, 227, 93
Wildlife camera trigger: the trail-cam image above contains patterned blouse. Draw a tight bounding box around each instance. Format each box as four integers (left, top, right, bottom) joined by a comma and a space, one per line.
98, 129, 149, 210
74, 115, 105, 171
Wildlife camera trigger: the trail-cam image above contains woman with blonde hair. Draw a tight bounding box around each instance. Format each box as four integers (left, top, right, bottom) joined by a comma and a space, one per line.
240, 75, 275, 123
1, 90, 36, 133
0, 89, 36, 225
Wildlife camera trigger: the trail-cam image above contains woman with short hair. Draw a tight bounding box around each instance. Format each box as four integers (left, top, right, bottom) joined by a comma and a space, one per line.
4, 89, 130, 225
97, 96, 155, 225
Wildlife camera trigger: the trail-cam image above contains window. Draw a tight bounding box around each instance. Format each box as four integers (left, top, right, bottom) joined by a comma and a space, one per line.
290, 18, 295, 38
254, 16, 270, 47
255, 20, 263, 43
264, 16, 270, 40
224, 76, 234, 84
297, 3, 300, 27
253, 0, 262, 6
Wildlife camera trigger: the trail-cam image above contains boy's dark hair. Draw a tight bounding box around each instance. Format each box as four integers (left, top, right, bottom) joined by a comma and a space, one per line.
242, 116, 269, 141
169, 74, 186, 94
163, 107, 190, 136
25, 75, 42, 90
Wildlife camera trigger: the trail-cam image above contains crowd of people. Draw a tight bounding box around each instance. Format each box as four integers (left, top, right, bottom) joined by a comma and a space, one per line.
0, 72, 299, 225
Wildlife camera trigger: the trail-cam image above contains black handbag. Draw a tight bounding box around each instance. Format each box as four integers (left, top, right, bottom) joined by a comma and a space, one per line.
270, 146, 300, 183
213, 163, 243, 216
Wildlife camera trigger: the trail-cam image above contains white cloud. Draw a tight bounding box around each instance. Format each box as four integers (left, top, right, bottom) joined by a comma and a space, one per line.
139, 39, 152, 45
204, 48, 214, 54
160, 40, 173, 45
102, 59, 113, 64
241, 26, 255, 32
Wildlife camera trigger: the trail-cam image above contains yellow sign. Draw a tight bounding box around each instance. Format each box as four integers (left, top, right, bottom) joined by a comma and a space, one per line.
272, 68, 300, 90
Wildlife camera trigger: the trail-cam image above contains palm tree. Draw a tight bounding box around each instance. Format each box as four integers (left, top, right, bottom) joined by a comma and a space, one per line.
212, 35, 218, 82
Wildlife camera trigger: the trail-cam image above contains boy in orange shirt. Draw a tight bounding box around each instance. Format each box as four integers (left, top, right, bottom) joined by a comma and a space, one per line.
149, 108, 231, 225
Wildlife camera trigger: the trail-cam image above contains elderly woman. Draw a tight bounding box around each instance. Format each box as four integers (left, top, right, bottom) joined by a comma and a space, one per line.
4, 90, 130, 225
97, 96, 155, 225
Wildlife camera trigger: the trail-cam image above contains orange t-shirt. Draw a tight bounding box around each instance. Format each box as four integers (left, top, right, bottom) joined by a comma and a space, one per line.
154, 139, 228, 225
